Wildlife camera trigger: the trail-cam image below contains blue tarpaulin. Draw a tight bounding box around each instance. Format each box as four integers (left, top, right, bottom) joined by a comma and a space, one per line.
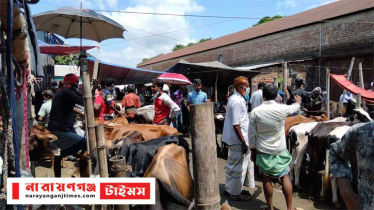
87, 57, 162, 85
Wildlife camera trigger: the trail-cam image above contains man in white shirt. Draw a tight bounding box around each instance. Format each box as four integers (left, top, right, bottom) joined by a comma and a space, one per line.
249, 84, 302, 210
38, 90, 54, 127
250, 82, 266, 110
222, 76, 255, 201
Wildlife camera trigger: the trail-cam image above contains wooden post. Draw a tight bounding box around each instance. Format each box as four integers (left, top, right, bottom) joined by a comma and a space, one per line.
93, 59, 99, 80
326, 68, 330, 119
215, 72, 218, 102
95, 124, 108, 178
283, 62, 288, 104
80, 51, 97, 176
339, 57, 355, 115
274, 76, 278, 88
359, 63, 366, 108
356, 93, 362, 109
189, 102, 220, 210
109, 155, 127, 177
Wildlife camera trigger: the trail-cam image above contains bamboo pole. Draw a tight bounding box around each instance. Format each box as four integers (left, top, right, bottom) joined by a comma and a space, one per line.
339, 57, 355, 115
358, 63, 366, 108
80, 51, 96, 176
95, 124, 108, 178
283, 62, 288, 104
215, 72, 218, 102
189, 102, 220, 210
356, 93, 362, 109
326, 68, 330, 119
109, 156, 127, 177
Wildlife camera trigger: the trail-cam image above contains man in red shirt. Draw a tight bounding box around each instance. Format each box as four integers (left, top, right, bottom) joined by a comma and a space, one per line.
152, 79, 180, 125
94, 87, 106, 122
121, 84, 141, 122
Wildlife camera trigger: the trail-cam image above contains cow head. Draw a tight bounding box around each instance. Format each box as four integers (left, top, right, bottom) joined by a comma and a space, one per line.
353, 109, 373, 122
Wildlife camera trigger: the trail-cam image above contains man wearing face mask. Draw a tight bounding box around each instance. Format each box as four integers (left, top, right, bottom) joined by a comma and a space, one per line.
222, 76, 255, 201
48, 74, 87, 177
102, 78, 122, 120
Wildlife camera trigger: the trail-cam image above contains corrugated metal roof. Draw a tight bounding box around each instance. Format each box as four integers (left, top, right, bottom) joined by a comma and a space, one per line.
139, 0, 374, 67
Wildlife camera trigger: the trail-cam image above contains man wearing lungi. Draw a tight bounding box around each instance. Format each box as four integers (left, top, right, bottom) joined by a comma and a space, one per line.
48, 74, 87, 177
249, 84, 302, 210
222, 76, 255, 201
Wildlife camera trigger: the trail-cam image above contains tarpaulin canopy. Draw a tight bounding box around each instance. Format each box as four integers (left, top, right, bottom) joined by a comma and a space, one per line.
330, 74, 374, 103
38, 40, 95, 55
87, 57, 163, 85
166, 59, 260, 87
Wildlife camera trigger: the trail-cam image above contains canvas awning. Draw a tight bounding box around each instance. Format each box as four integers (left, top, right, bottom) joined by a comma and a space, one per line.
330, 74, 374, 103
87, 57, 163, 85
38, 40, 95, 55
166, 59, 260, 87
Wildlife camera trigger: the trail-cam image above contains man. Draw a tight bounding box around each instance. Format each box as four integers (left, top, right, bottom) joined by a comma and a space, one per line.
339, 91, 354, 104
152, 79, 180, 126
121, 84, 141, 122
249, 84, 302, 210
226, 85, 235, 102
291, 78, 310, 114
250, 82, 265, 110
51, 80, 58, 94
94, 86, 106, 121
329, 121, 374, 210
102, 78, 122, 120
222, 76, 255, 201
38, 90, 54, 127
187, 79, 207, 107
173, 87, 185, 130
138, 86, 146, 106
48, 74, 87, 177
310, 87, 324, 112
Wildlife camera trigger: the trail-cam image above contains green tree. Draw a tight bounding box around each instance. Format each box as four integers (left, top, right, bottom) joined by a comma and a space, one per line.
253, 15, 285, 27
54, 53, 93, 65
142, 58, 149, 62
172, 37, 212, 51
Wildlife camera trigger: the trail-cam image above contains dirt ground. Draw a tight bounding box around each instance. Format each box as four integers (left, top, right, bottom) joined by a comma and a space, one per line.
35, 134, 340, 210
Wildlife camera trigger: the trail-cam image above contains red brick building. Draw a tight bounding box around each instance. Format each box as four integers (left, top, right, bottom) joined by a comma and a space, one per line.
138, 0, 374, 101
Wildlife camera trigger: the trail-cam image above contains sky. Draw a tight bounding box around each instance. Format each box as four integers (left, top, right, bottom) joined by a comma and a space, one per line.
30, 0, 338, 67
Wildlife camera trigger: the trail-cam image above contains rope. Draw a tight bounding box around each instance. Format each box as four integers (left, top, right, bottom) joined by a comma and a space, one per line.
23, 67, 30, 171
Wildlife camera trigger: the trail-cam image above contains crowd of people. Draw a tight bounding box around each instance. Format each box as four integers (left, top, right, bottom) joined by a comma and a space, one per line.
34, 73, 374, 209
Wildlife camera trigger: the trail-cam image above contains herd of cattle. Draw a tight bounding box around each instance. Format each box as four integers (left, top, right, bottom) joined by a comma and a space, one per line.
28, 99, 372, 209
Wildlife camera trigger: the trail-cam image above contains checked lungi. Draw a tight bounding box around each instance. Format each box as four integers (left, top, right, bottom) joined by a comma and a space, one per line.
225, 144, 256, 196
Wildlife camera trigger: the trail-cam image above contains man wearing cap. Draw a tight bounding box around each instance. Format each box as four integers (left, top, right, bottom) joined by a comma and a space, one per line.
152, 79, 180, 125
121, 84, 141, 122
48, 73, 87, 177
102, 78, 122, 120
187, 79, 208, 109
38, 90, 54, 127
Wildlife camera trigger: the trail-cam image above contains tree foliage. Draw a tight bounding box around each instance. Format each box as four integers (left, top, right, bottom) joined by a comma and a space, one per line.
253, 15, 285, 27
142, 58, 149, 62
54, 53, 93, 65
172, 38, 212, 51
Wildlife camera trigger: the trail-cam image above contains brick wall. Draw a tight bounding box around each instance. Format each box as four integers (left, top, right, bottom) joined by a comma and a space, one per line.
141, 10, 374, 101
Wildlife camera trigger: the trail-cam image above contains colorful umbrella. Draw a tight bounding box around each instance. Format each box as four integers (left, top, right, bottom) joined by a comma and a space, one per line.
157, 73, 192, 86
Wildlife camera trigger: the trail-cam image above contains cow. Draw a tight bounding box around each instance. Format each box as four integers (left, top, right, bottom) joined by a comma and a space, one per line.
134, 105, 154, 124
320, 125, 350, 208
284, 114, 329, 140
143, 144, 193, 210
29, 125, 64, 168
125, 135, 189, 178
288, 122, 319, 189
307, 121, 359, 197
103, 124, 178, 143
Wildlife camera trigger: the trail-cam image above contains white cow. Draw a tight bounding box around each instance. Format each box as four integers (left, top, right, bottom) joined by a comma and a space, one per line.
320, 125, 350, 208
288, 122, 319, 189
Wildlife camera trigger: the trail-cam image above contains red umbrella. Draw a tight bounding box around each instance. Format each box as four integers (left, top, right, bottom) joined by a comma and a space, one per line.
157, 73, 192, 86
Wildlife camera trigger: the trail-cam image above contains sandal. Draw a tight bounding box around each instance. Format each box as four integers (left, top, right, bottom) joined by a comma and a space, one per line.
229, 194, 251, 201
224, 190, 252, 196
260, 206, 304, 210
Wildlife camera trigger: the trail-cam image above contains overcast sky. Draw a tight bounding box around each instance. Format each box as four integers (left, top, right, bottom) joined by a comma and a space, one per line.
30, 0, 338, 67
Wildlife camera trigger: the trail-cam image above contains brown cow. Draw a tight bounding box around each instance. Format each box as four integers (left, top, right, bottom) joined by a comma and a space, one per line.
103, 124, 178, 142
284, 114, 329, 139
29, 125, 66, 168
143, 144, 193, 210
